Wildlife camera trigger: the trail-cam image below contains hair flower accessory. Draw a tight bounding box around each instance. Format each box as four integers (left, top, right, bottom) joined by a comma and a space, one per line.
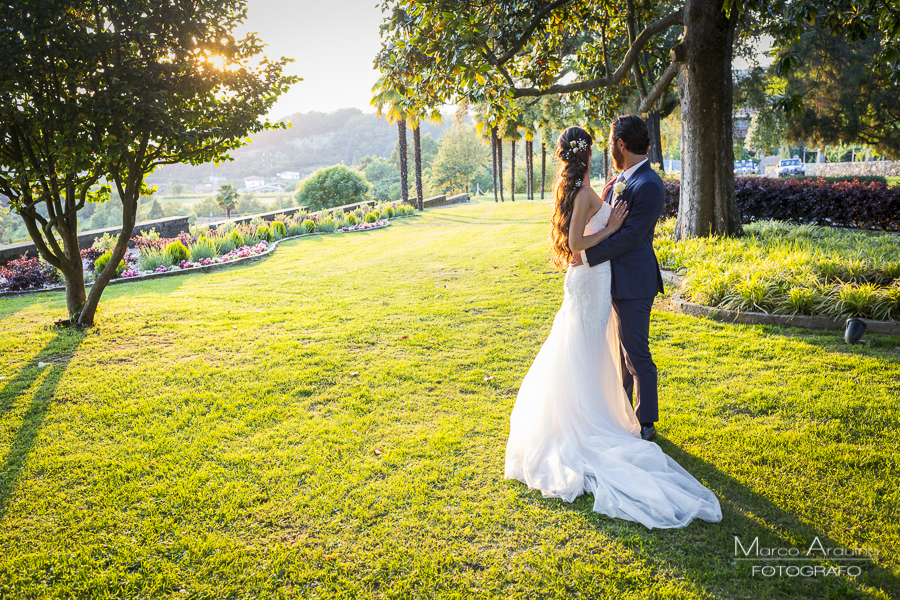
574, 179, 582, 188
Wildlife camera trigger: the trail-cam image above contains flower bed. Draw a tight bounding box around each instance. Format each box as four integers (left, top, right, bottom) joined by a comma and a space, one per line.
0, 200, 410, 293
654, 218, 900, 321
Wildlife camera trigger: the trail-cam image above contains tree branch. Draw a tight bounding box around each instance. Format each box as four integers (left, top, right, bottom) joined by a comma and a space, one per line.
495, 0, 574, 65
513, 9, 683, 98
639, 59, 678, 113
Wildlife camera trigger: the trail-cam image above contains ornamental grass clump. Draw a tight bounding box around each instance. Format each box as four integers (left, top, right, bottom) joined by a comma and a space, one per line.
271, 221, 287, 239
826, 283, 883, 319
302, 219, 316, 234
724, 275, 781, 313
165, 241, 189, 265
288, 221, 305, 236
189, 236, 217, 262
256, 225, 272, 242
93, 251, 126, 278
138, 246, 169, 271
353, 207, 366, 221
777, 287, 820, 316
317, 218, 335, 233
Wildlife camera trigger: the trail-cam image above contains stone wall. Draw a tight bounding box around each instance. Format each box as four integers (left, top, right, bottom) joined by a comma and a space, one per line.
409, 193, 470, 209
0, 216, 189, 266
764, 160, 900, 178
229, 206, 306, 227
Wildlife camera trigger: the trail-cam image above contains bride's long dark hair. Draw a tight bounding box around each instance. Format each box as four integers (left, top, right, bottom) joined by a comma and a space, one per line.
549, 126, 593, 270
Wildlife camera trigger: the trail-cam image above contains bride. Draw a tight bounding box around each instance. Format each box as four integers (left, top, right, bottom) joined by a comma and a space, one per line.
504, 126, 722, 529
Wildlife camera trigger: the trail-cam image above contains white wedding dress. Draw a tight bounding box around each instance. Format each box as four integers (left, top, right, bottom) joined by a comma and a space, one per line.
504, 202, 722, 529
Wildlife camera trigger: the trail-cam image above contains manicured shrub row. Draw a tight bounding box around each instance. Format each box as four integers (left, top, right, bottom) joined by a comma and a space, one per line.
661, 177, 900, 231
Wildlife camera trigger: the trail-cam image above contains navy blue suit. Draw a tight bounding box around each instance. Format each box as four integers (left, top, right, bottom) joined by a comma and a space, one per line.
584, 161, 665, 424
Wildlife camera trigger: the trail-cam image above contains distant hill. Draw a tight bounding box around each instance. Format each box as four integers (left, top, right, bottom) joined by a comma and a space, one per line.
148, 108, 449, 187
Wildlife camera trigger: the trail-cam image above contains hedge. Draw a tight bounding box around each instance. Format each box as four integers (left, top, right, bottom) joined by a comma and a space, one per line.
661, 177, 900, 231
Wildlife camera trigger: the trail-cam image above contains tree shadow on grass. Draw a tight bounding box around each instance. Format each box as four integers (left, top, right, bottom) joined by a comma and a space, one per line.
0, 328, 84, 519
544, 438, 899, 599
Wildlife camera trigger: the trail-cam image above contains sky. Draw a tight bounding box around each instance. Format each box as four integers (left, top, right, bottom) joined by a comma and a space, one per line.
241, 1, 772, 121
240, 0, 386, 120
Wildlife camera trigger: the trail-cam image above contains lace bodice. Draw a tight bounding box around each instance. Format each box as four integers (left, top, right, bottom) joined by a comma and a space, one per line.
564, 202, 613, 331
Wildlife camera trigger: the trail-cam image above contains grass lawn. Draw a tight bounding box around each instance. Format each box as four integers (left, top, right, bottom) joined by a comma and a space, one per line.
1, 199, 899, 599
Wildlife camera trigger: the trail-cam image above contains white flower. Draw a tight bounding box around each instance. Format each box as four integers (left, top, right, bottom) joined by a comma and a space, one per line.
614, 181, 627, 195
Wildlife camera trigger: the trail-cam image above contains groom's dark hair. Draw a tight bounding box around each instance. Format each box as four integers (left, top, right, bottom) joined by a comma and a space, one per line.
610, 114, 651, 155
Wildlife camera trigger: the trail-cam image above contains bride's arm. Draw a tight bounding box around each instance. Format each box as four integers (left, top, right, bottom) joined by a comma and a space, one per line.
568, 195, 629, 253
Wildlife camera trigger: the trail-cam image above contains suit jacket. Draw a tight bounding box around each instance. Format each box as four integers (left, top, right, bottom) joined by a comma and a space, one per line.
584, 161, 665, 299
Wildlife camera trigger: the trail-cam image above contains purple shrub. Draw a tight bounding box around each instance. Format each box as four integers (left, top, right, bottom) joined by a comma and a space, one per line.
0, 252, 61, 291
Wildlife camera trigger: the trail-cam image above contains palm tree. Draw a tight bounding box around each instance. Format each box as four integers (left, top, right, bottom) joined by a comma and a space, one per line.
216, 183, 238, 220
408, 105, 442, 211
472, 105, 499, 202
372, 79, 410, 206
501, 119, 522, 202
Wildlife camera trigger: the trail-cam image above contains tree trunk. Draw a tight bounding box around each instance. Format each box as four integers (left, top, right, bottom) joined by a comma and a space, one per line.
498, 138, 504, 202
645, 111, 665, 172
510, 140, 516, 201
541, 142, 546, 200
398, 119, 409, 206
491, 127, 499, 202
78, 194, 138, 326
604, 147, 609, 180
674, 0, 742, 239
413, 126, 424, 211
817, 147, 826, 163
525, 140, 533, 199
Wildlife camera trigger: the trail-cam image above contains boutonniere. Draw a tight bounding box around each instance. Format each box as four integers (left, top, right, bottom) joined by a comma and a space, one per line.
613, 178, 631, 196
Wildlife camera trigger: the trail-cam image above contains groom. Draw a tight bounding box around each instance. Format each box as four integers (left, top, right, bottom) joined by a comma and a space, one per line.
571, 114, 665, 441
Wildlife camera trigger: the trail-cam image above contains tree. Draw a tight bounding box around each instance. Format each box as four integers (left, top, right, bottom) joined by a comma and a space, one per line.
169, 182, 185, 197
372, 82, 411, 206
744, 108, 786, 159
148, 199, 165, 221
0, 0, 297, 326
430, 125, 490, 195
363, 157, 401, 202
296, 165, 370, 212
374, 0, 897, 239
781, 31, 900, 160
216, 184, 239, 220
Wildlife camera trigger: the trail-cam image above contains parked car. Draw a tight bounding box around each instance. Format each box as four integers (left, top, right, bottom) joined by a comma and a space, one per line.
778, 158, 805, 176
733, 160, 758, 175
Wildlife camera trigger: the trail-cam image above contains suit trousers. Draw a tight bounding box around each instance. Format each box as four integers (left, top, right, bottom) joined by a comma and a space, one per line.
611, 296, 658, 424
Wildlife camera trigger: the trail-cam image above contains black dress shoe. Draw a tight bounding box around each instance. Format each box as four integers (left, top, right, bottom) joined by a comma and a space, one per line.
640, 425, 657, 441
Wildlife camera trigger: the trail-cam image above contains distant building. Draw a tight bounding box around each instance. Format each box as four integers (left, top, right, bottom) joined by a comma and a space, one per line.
276, 171, 300, 180
254, 183, 287, 193
244, 176, 265, 190
733, 108, 756, 141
